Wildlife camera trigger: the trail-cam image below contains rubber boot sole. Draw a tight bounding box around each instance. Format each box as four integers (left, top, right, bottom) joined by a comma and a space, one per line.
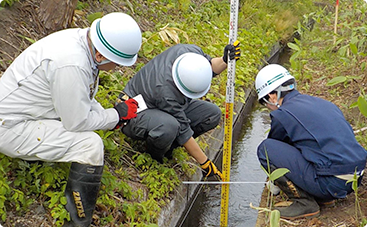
317, 200, 335, 208
280, 209, 320, 220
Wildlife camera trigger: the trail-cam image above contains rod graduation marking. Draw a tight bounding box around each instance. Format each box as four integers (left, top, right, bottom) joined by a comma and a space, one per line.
220, 0, 239, 226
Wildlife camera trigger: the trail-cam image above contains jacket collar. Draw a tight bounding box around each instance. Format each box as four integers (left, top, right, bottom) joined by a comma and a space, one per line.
282, 90, 300, 105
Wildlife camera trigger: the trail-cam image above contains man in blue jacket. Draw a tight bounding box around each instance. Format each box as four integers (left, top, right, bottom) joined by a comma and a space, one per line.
255, 64, 367, 220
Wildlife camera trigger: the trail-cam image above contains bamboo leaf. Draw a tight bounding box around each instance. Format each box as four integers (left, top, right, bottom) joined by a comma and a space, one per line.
270, 210, 281, 227
326, 76, 346, 86
17, 35, 36, 44
350, 43, 358, 55
289, 51, 301, 62
165, 29, 180, 44
357, 96, 367, 118
269, 168, 290, 181
158, 30, 170, 44
260, 165, 270, 177
349, 101, 358, 109
287, 42, 300, 51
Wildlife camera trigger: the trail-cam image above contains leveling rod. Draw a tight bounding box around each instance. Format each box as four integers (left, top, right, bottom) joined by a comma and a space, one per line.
220, 0, 239, 226
182, 181, 266, 185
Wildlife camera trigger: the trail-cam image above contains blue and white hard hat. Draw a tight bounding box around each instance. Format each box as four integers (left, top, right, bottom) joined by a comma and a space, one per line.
255, 64, 295, 100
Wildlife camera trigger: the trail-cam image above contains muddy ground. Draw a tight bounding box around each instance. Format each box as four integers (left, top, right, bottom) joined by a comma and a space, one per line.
256, 173, 367, 227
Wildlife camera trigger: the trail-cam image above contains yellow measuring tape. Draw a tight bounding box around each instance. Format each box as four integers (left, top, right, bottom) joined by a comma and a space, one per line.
220, 0, 239, 226
220, 102, 234, 227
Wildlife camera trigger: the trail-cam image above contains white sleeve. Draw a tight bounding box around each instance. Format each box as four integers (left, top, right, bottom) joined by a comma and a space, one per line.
91, 98, 105, 111
50, 66, 119, 131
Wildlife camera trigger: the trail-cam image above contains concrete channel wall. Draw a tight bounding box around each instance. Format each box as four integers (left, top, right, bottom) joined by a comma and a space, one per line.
157, 43, 285, 227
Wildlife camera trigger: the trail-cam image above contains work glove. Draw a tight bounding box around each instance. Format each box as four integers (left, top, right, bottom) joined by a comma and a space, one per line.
222, 40, 241, 64
200, 158, 223, 181
114, 98, 138, 129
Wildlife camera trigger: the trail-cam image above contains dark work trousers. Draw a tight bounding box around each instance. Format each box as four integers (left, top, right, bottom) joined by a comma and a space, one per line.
122, 99, 221, 161
257, 138, 363, 201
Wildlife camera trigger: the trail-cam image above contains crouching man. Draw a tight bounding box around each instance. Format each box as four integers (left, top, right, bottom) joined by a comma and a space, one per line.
0, 12, 142, 226
255, 64, 367, 220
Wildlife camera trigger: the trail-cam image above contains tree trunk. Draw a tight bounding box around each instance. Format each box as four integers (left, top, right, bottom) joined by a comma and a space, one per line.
38, 0, 78, 34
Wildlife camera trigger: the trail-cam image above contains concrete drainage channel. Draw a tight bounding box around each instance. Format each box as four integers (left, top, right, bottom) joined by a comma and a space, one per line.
157, 43, 287, 227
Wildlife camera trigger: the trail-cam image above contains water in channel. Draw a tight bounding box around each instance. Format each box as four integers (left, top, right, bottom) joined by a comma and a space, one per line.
182, 106, 270, 227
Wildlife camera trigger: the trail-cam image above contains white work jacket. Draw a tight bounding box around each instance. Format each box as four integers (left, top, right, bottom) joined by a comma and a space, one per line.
0, 28, 119, 131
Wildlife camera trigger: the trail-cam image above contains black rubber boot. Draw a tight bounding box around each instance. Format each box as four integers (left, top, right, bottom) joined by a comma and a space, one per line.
274, 175, 320, 220
316, 198, 335, 208
64, 163, 103, 227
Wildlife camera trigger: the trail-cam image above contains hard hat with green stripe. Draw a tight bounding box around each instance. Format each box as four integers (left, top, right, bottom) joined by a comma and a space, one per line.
172, 53, 212, 99
255, 64, 295, 100
90, 12, 142, 66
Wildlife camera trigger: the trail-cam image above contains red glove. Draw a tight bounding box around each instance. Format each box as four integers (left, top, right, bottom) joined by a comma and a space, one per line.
114, 99, 138, 129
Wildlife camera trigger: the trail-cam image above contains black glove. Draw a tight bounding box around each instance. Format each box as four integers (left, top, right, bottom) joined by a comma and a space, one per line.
222, 40, 241, 64
200, 158, 223, 181
114, 98, 138, 129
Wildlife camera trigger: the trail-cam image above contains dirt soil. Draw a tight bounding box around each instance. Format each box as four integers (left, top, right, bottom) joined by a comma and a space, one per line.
0, 1, 366, 227
256, 173, 367, 227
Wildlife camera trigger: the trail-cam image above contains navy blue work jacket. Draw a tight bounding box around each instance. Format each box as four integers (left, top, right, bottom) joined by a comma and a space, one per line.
269, 90, 367, 176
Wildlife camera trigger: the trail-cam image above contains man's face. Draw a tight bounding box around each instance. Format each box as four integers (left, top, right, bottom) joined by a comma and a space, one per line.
266, 102, 278, 111
268, 93, 280, 110
94, 50, 117, 71
97, 61, 117, 71
260, 93, 279, 111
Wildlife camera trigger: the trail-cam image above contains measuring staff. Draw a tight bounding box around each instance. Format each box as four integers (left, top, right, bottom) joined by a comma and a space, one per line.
220, 0, 240, 226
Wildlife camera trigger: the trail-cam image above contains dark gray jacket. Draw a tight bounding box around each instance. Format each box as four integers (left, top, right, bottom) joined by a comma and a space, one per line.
123, 44, 213, 145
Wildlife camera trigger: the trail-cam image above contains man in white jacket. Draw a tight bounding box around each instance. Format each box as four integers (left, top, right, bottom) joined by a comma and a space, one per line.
0, 12, 141, 226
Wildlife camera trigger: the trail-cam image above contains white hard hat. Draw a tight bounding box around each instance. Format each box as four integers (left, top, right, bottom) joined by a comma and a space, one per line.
255, 64, 295, 100
90, 12, 142, 66
172, 53, 212, 99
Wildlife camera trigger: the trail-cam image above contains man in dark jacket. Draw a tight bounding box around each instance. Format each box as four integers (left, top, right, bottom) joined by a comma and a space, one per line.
255, 64, 367, 220
120, 42, 240, 180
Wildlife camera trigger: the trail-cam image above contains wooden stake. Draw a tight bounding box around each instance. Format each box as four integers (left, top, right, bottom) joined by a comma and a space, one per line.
333, 0, 339, 45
